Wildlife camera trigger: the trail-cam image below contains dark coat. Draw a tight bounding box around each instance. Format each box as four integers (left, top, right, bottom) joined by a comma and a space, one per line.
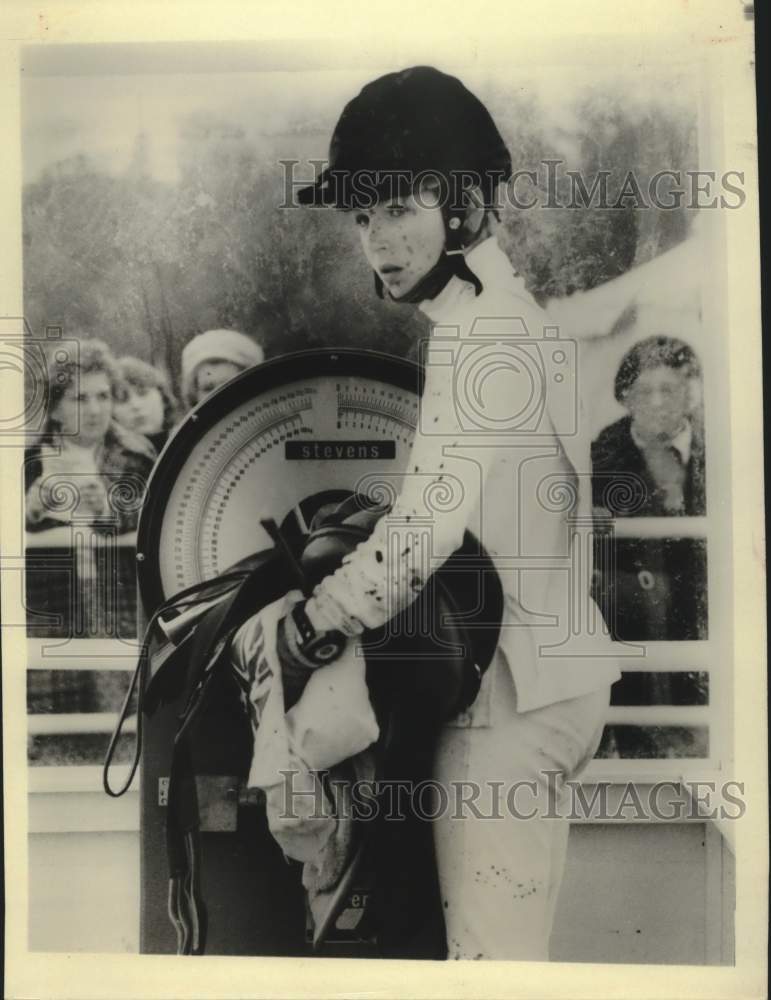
591, 416, 706, 517
25, 421, 157, 534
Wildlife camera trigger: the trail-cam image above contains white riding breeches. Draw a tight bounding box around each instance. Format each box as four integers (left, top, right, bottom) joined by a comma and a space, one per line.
432, 651, 611, 961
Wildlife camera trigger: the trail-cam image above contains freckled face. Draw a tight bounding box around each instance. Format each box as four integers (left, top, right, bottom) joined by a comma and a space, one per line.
354, 191, 446, 299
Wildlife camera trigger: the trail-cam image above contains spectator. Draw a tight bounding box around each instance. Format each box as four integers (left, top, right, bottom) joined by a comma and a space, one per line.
25, 339, 156, 534
180, 329, 264, 409
591, 335, 705, 516
114, 356, 181, 452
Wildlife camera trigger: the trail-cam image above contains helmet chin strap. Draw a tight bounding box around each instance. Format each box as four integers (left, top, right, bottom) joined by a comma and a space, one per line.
374, 208, 484, 304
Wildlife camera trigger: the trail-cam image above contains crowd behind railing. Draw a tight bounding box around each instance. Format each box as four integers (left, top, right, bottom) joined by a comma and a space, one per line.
25, 332, 710, 766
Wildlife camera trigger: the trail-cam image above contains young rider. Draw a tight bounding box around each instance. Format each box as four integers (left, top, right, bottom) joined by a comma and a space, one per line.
236, 65, 620, 960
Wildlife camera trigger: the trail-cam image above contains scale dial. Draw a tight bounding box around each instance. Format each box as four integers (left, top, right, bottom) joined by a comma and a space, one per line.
137, 350, 423, 613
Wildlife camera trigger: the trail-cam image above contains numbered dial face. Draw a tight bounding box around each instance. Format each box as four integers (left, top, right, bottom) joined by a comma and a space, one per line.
137, 351, 422, 610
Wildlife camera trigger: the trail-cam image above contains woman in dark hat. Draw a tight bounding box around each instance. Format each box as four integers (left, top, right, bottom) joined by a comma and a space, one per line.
235, 66, 620, 961
592, 335, 705, 516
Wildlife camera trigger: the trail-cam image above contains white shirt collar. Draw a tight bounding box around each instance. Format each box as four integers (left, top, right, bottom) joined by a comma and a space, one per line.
465, 235, 518, 283
631, 420, 693, 464
418, 237, 518, 323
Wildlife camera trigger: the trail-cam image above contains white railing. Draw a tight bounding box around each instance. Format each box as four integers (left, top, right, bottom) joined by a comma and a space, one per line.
28, 712, 137, 736
28, 637, 142, 668
24, 515, 727, 824
25, 528, 137, 549
610, 517, 707, 539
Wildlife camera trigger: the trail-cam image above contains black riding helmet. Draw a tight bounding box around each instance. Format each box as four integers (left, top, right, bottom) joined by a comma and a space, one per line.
298, 66, 512, 302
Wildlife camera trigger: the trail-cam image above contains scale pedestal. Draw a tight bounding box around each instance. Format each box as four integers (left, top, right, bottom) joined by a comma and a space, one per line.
140, 669, 384, 956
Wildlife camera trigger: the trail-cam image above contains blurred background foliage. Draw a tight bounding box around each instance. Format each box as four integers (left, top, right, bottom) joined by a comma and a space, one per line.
23, 78, 697, 395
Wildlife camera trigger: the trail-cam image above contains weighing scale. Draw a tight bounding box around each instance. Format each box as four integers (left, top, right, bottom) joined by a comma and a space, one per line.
136, 349, 465, 957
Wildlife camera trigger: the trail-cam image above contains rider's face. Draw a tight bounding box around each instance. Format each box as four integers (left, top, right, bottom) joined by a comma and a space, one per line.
354, 189, 446, 299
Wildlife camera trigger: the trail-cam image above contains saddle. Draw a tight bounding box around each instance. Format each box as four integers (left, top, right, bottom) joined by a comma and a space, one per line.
104, 492, 503, 957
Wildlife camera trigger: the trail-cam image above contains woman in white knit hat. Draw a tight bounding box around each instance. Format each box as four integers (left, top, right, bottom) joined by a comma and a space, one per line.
180, 329, 264, 409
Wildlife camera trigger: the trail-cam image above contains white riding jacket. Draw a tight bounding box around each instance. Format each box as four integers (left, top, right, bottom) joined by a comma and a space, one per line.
304, 236, 621, 712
